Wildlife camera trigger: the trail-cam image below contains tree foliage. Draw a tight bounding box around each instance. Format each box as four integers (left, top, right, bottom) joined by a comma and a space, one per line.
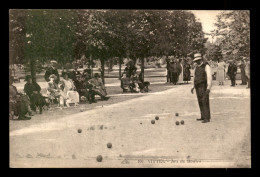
212, 10, 250, 60
9, 9, 207, 82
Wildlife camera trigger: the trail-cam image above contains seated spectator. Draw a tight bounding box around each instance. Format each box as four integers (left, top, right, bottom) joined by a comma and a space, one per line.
130, 70, 140, 92
9, 76, 31, 120
70, 66, 81, 82
47, 74, 60, 104
59, 72, 79, 106
76, 72, 95, 104
24, 75, 42, 114
121, 72, 131, 93
88, 73, 110, 101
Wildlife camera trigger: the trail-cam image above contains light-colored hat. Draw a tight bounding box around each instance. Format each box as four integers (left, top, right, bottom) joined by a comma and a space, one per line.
193, 53, 202, 61
50, 60, 57, 64
49, 74, 57, 80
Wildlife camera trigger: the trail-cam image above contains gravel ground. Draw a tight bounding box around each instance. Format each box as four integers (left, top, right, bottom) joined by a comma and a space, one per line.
10, 68, 250, 168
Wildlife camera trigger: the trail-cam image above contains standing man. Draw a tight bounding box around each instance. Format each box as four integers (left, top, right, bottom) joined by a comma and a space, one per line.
44, 60, 60, 84
240, 58, 247, 85
169, 59, 181, 85
227, 60, 237, 87
245, 59, 250, 89
191, 53, 212, 123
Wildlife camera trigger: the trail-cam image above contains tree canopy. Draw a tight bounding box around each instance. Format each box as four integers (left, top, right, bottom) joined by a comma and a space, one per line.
9, 9, 207, 81
212, 10, 250, 60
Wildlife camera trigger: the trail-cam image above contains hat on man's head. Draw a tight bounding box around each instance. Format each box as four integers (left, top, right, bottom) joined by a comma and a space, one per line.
193, 53, 202, 61
50, 60, 57, 64
24, 75, 32, 81
49, 74, 57, 80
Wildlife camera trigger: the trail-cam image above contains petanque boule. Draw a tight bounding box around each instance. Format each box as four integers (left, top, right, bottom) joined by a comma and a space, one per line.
78, 129, 82, 133
107, 143, 112, 148
96, 155, 103, 162
151, 120, 155, 124
155, 116, 159, 120
176, 121, 179, 125
181, 120, 184, 125
175, 113, 179, 116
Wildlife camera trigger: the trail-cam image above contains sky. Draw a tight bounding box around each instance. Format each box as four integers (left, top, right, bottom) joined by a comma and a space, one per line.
191, 10, 223, 34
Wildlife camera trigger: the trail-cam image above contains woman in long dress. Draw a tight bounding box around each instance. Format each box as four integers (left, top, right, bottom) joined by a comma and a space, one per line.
177, 59, 184, 84
216, 59, 226, 85
47, 74, 60, 104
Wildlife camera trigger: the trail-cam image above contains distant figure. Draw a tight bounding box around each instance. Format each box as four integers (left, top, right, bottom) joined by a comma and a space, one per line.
44, 60, 60, 84
130, 70, 140, 92
46, 74, 60, 104
88, 73, 110, 101
183, 59, 191, 84
124, 61, 137, 78
216, 58, 226, 85
9, 76, 31, 120
240, 58, 247, 85
166, 57, 171, 83
177, 59, 184, 84
245, 59, 250, 89
121, 72, 131, 92
191, 53, 212, 123
227, 60, 237, 87
70, 66, 81, 82
169, 59, 182, 85
24, 75, 42, 114
59, 72, 79, 107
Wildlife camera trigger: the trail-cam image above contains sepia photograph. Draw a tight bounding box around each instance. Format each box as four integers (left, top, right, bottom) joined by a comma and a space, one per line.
9, 9, 250, 168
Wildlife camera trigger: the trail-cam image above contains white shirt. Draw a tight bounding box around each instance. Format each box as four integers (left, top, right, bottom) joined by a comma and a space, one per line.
192, 62, 212, 90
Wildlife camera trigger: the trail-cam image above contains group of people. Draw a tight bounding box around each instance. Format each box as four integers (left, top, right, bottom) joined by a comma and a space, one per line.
9, 60, 110, 120
191, 53, 251, 124
215, 58, 250, 88
167, 58, 191, 85
121, 61, 150, 93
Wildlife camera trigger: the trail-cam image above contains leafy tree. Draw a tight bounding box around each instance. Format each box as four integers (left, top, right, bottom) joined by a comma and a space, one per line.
22, 9, 78, 80
212, 10, 250, 60
9, 9, 27, 65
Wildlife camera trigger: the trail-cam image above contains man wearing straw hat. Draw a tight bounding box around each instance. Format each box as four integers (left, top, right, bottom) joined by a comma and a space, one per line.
191, 53, 212, 123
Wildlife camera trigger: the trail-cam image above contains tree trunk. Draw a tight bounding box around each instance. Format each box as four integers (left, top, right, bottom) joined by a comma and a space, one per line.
140, 57, 144, 83
119, 57, 122, 80
101, 58, 105, 85
30, 58, 36, 82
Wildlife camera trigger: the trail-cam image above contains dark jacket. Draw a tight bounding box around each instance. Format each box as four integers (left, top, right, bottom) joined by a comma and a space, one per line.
44, 67, 60, 82
227, 63, 237, 76
24, 82, 41, 99
194, 63, 207, 86
169, 62, 182, 73
124, 66, 137, 78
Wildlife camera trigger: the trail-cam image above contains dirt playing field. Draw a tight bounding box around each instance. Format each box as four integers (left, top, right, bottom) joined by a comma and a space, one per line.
9, 69, 250, 168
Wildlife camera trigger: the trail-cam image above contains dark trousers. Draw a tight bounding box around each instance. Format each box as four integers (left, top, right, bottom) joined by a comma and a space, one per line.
167, 70, 171, 82
170, 72, 178, 84
195, 83, 211, 120
241, 72, 247, 85
230, 74, 236, 86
